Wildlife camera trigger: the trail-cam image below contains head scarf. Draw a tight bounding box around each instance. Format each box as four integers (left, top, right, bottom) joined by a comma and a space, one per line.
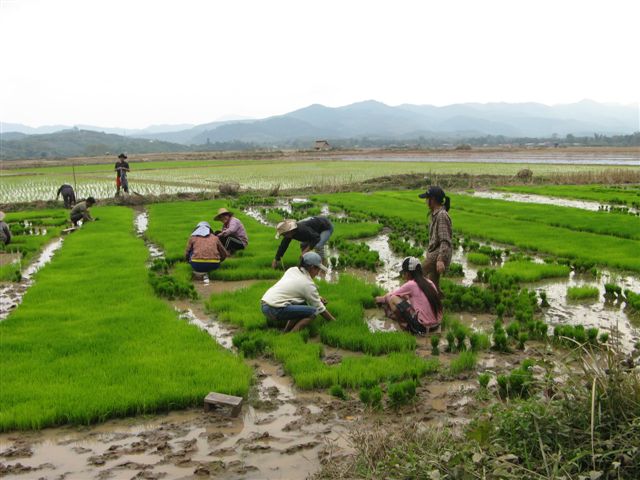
191, 221, 212, 237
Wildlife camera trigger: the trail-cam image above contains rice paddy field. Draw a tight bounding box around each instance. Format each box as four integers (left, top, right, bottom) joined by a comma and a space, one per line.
1, 154, 640, 479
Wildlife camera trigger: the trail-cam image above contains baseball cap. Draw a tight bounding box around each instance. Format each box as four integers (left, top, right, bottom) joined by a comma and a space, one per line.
302, 251, 328, 272
418, 186, 446, 202
401, 256, 421, 272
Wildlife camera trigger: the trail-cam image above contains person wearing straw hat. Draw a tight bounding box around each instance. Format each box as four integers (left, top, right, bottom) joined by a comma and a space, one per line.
261, 251, 336, 332
185, 221, 228, 274
0, 212, 11, 246
272, 216, 333, 269
213, 207, 248, 255
115, 153, 130, 195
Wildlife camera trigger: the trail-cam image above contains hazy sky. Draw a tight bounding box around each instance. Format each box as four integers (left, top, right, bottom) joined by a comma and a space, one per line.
1, 0, 638, 129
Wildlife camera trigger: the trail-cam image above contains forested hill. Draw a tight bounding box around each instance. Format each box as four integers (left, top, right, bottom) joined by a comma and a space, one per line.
0, 129, 188, 160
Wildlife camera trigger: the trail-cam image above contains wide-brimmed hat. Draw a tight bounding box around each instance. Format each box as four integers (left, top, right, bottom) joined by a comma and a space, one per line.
118, 153, 127, 159
214, 207, 233, 220
0, 211, 5, 221
275, 219, 298, 238
418, 186, 446, 202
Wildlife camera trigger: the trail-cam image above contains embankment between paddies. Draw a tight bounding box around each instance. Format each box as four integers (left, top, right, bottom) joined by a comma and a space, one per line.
315, 192, 640, 273
494, 184, 640, 206
0, 206, 251, 431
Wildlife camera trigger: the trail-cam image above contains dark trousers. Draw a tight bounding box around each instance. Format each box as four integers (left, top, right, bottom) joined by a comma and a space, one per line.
62, 192, 75, 208
219, 235, 245, 254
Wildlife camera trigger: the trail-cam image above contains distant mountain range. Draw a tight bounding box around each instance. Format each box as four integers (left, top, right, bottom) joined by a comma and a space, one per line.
1, 100, 638, 159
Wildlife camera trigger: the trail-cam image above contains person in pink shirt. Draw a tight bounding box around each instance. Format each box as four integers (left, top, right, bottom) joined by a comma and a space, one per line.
214, 208, 249, 255
375, 257, 443, 335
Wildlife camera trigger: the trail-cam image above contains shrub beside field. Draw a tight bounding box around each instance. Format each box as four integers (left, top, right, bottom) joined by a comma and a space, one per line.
0, 207, 251, 431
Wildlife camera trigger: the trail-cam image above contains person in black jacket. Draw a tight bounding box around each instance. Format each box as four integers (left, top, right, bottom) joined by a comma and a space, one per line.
272, 217, 334, 269
56, 184, 76, 208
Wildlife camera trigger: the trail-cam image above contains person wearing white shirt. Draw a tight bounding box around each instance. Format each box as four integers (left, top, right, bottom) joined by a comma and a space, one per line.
261, 252, 336, 332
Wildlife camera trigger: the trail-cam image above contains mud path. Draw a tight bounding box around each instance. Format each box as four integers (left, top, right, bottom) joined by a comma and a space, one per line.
0, 238, 64, 320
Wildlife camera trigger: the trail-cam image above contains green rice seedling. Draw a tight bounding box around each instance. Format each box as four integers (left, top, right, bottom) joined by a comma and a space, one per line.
445, 262, 464, 277
359, 385, 383, 408
587, 327, 599, 344
206, 281, 272, 329
573, 325, 587, 343
387, 379, 417, 407
446, 331, 456, 353
539, 290, 550, 307
492, 331, 510, 353
0, 207, 252, 431
506, 321, 521, 339
467, 252, 491, 266
330, 222, 383, 241
329, 239, 380, 271
388, 232, 424, 258
518, 332, 528, 350
148, 262, 198, 300
478, 373, 491, 389
624, 289, 640, 314
330, 384, 348, 400
469, 332, 491, 352
604, 283, 623, 298
430, 335, 440, 355
599, 332, 609, 343
496, 303, 506, 319
497, 359, 535, 400
455, 328, 467, 351
449, 351, 477, 376
567, 285, 600, 301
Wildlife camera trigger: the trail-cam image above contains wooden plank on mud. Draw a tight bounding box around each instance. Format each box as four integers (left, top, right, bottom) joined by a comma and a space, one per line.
204, 392, 243, 417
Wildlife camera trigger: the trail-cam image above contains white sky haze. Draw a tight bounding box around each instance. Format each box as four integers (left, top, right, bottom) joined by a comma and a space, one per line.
1, 0, 639, 128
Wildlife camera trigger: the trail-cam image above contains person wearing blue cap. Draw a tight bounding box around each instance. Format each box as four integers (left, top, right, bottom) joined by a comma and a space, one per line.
418, 186, 452, 288
261, 251, 336, 332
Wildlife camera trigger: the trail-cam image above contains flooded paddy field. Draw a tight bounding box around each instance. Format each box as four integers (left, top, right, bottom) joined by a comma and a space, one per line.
2, 186, 640, 479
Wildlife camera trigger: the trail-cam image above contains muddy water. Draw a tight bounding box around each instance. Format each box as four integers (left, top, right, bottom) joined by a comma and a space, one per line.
0, 238, 64, 320
471, 190, 605, 211
134, 210, 164, 259
243, 207, 271, 226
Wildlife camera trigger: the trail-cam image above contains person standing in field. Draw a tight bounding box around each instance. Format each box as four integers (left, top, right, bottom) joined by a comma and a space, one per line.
114, 153, 130, 195
419, 186, 452, 288
261, 252, 336, 332
272, 216, 333, 269
70, 197, 96, 226
185, 221, 228, 274
0, 212, 12, 246
213, 208, 248, 255
56, 184, 76, 208
375, 256, 443, 334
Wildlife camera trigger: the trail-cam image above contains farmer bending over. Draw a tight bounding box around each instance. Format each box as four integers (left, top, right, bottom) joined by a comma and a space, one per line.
261, 252, 336, 332
185, 221, 228, 274
70, 197, 96, 226
213, 208, 248, 255
0, 212, 11, 246
115, 153, 130, 195
376, 257, 443, 334
272, 216, 333, 269
56, 184, 76, 208
419, 186, 452, 288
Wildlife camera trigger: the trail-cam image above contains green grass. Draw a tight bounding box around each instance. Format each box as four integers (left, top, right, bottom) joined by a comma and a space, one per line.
567, 285, 600, 300
0, 206, 252, 431
453, 194, 640, 241
449, 351, 478, 375
493, 260, 571, 282
467, 252, 491, 265
495, 184, 640, 207
316, 191, 640, 272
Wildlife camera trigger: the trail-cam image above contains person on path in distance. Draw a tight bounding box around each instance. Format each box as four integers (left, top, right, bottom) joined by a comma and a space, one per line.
114, 153, 130, 195
185, 221, 228, 274
56, 184, 76, 208
375, 257, 443, 335
419, 186, 452, 288
261, 251, 336, 332
70, 197, 96, 226
213, 208, 248, 255
271, 216, 333, 269
0, 212, 12, 246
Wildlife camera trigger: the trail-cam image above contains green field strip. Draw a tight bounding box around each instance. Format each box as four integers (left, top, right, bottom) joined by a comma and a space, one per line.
0, 206, 251, 431
494, 184, 640, 206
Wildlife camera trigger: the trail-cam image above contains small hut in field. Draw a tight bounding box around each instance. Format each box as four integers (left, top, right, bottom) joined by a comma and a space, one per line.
314, 140, 331, 151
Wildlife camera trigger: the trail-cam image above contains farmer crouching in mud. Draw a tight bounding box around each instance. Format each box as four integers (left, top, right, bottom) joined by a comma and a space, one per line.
261, 252, 336, 332
419, 186, 452, 289
185, 221, 228, 275
375, 256, 443, 335
271, 216, 333, 269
